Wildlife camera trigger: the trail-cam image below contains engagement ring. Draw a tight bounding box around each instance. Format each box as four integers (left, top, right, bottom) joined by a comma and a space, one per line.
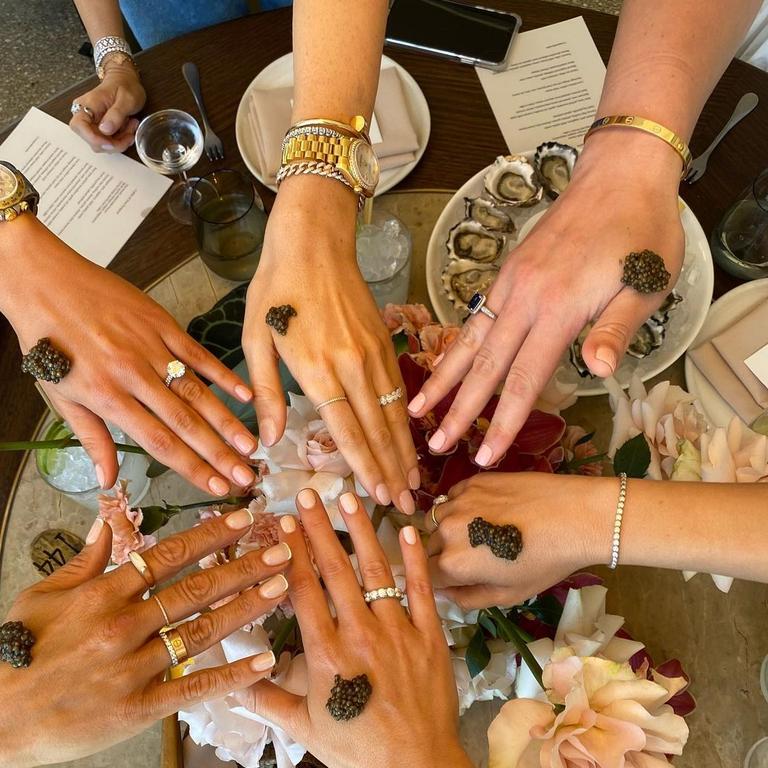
70, 102, 95, 120
429, 494, 450, 530
467, 292, 498, 321
363, 586, 404, 604
164, 360, 187, 387
377, 387, 403, 407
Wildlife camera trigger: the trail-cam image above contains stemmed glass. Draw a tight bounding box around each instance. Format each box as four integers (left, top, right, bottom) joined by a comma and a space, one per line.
136, 109, 204, 224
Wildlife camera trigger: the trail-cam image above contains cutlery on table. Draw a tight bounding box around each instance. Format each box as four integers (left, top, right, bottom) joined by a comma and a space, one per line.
182, 61, 224, 162
685, 92, 759, 184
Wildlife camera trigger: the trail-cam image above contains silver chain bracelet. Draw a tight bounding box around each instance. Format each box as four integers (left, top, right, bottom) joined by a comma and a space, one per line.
608, 473, 628, 570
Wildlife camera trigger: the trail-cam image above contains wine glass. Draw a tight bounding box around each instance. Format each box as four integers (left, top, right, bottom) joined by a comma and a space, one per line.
136, 109, 204, 224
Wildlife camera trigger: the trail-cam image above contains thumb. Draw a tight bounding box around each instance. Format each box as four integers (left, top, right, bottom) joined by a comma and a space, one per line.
99, 91, 135, 136
55, 398, 119, 489
580, 288, 665, 378
241, 679, 305, 733
244, 328, 288, 448
37, 516, 113, 592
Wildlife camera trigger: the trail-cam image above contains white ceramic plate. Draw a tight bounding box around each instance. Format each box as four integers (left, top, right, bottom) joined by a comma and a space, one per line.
684, 278, 768, 427
426, 158, 715, 396
235, 53, 431, 195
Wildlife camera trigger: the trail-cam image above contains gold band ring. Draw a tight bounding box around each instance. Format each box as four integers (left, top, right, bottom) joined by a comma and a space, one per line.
153, 594, 171, 629
429, 494, 450, 531
316, 395, 348, 411
378, 387, 403, 407
159, 627, 188, 667
128, 550, 155, 589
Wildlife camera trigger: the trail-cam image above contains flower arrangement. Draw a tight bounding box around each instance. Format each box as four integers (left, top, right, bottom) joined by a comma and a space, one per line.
93, 304, 696, 768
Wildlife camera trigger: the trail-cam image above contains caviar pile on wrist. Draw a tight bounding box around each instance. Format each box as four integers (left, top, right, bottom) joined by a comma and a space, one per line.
0, 621, 36, 668
621, 250, 671, 294
21, 338, 71, 383
265, 304, 297, 336
468, 517, 523, 562
326, 673, 372, 721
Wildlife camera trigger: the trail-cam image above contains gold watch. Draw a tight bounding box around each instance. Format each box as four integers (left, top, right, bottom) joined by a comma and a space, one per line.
278, 115, 380, 199
0, 162, 40, 222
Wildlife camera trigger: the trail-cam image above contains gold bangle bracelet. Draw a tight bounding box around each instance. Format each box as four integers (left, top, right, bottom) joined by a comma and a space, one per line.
584, 115, 692, 178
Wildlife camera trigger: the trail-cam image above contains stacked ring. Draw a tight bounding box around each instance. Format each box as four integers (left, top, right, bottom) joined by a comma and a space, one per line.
128, 550, 155, 589
316, 395, 348, 411
159, 627, 188, 667
377, 387, 403, 407
363, 586, 404, 604
153, 594, 171, 628
429, 494, 450, 530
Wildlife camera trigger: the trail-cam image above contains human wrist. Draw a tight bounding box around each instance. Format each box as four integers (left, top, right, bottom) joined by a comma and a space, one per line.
579, 475, 622, 568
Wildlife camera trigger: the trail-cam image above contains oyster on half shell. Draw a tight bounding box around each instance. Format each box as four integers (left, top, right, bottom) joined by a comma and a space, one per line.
534, 142, 578, 199
446, 220, 505, 263
484, 154, 544, 207
442, 259, 500, 313
464, 196, 517, 235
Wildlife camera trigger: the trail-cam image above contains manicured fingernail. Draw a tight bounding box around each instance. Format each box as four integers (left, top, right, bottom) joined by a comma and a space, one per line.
402, 525, 418, 545
262, 542, 292, 565
408, 467, 421, 490
235, 385, 253, 402
408, 393, 426, 414
99, 120, 114, 133
259, 573, 289, 599
101, 143, 114, 151
399, 490, 415, 515
86, 517, 104, 545
280, 515, 297, 533
595, 346, 617, 373
475, 445, 493, 467
375, 484, 391, 506
234, 433, 256, 455
259, 418, 277, 447
340, 492, 359, 514
95, 464, 107, 489
233, 465, 255, 487
209, 476, 230, 496
297, 488, 315, 509
433, 353, 445, 367
226, 507, 254, 529
428, 429, 446, 452
250, 650, 276, 672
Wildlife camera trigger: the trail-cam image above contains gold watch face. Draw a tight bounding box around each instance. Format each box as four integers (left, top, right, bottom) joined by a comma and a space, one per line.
350, 140, 380, 193
0, 165, 19, 204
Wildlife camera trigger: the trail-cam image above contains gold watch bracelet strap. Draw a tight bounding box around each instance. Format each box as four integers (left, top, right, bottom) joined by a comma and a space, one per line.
584, 115, 692, 178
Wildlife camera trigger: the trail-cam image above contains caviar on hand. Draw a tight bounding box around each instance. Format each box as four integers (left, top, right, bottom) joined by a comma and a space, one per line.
21, 338, 71, 383
265, 304, 297, 336
0, 621, 36, 669
621, 250, 671, 294
326, 673, 373, 721
468, 517, 523, 562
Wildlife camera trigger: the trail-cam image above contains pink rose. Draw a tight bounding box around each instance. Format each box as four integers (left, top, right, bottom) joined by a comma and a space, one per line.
299, 420, 352, 476
97, 480, 156, 566
381, 303, 433, 335
410, 323, 461, 370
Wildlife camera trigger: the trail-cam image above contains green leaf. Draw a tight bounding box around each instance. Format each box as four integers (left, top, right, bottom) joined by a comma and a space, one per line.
487, 607, 544, 690
613, 433, 651, 478
466, 626, 492, 678
523, 594, 563, 626
139, 505, 173, 535
146, 459, 170, 478
479, 614, 498, 638
393, 331, 411, 355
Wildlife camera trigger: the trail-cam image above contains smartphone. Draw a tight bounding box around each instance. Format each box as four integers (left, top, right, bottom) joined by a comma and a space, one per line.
386, 0, 522, 71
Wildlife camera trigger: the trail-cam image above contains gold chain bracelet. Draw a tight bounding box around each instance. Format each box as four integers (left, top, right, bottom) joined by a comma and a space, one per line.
584, 115, 692, 178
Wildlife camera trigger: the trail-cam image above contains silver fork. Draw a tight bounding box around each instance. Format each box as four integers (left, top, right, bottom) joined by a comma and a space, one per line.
685, 92, 759, 184
182, 61, 224, 162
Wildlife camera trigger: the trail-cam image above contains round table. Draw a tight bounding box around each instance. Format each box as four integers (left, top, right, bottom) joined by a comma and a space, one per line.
2, 3, 768, 767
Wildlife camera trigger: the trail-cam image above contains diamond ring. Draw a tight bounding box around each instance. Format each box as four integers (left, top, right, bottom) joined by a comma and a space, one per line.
429, 494, 450, 530
377, 387, 403, 407
70, 102, 95, 120
164, 360, 187, 387
363, 586, 404, 604
467, 292, 498, 321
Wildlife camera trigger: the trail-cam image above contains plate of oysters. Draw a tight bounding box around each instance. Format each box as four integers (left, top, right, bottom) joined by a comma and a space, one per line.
426, 143, 714, 396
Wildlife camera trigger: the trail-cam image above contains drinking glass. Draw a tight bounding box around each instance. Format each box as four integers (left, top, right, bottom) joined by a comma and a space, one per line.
36, 419, 150, 511
192, 169, 267, 281
136, 109, 204, 224
356, 205, 412, 307
711, 167, 768, 280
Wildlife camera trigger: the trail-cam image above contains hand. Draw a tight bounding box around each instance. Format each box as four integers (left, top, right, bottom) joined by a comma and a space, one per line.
408, 131, 685, 467
0, 508, 291, 767
69, 61, 146, 153
428, 473, 611, 610
243, 177, 419, 513
0, 216, 258, 496
243, 490, 473, 768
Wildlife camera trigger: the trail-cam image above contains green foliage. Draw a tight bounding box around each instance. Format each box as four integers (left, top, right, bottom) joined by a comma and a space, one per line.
466, 625, 492, 678
613, 433, 651, 478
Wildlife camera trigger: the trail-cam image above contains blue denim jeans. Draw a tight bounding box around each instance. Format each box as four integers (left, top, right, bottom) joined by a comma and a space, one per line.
120, 0, 293, 49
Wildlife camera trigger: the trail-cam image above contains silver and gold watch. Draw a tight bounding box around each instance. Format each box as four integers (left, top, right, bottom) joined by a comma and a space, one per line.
0, 162, 40, 222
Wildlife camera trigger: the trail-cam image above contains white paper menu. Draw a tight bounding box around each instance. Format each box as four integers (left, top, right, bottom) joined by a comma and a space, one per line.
0, 107, 171, 267
476, 17, 607, 153
746, 343, 768, 389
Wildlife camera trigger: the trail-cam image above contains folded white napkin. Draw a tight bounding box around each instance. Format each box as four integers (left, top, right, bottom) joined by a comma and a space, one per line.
246, 65, 420, 183
688, 299, 768, 424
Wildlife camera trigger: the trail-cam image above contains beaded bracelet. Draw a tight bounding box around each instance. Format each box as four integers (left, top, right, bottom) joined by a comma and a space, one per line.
608, 473, 628, 570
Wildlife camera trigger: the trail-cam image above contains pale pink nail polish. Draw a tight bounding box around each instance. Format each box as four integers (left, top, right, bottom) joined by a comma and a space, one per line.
399, 490, 415, 515
259, 574, 289, 599
259, 418, 277, 447
262, 543, 292, 565
408, 393, 426, 414
235, 385, 253, 402
86, 517, 104, 545
209, 476, 230, 496
280, 515, 297, 533
428, 429, 446, 452
475, 445, 493, 467
95, 464, 107, 490
234, 433, 256, 455
340, 492, 359, 514
402, 526, 418, 545
375, 484, 391, 506
250, 650, 276, 672
233, 465, 255, 487
297, 488, 315, 509
408, 467, 421, 490
226, 508, 255, 529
